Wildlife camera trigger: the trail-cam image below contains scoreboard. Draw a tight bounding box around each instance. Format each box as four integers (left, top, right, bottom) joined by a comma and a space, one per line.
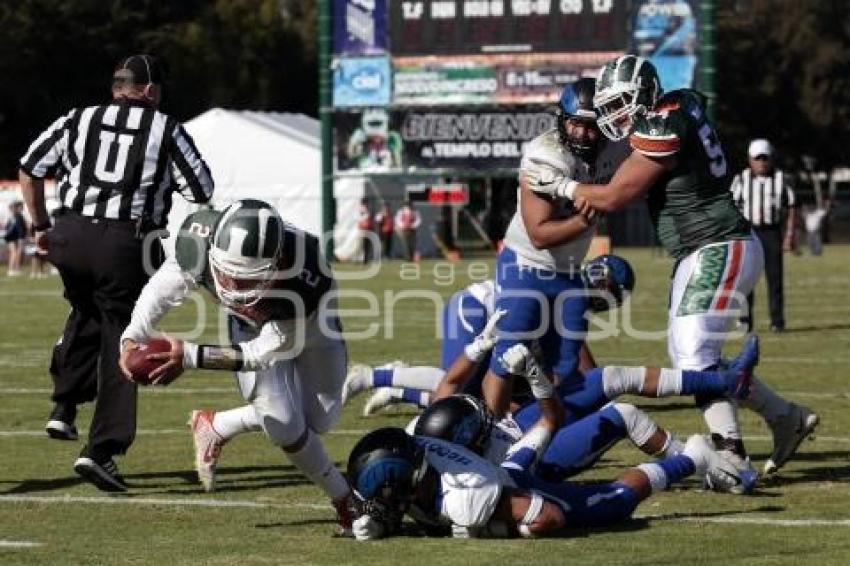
390, 0, 630, 55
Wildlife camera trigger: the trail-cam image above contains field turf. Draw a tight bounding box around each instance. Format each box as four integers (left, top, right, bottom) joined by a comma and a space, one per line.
0, 247, 848, 565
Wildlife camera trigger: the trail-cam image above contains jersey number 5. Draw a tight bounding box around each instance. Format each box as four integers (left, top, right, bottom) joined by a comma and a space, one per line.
697, 124, 727, 178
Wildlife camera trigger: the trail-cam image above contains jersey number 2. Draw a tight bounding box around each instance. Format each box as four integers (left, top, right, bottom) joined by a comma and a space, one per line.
697, 124, 727, 178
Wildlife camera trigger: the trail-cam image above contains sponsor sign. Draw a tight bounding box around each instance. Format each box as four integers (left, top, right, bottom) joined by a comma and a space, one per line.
333, 57, 392, 107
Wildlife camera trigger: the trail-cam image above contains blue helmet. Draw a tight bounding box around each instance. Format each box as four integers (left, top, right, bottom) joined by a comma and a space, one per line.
556, 77, 601, 160
346, 427, 425, 533
582, 254, 636, 312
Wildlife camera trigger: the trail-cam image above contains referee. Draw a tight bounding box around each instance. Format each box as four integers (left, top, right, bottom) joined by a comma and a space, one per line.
730, 138, 796, 332
18, 54, 214, 491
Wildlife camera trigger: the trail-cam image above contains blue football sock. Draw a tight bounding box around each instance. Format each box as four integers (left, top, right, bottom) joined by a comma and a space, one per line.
373, 368, 394, 388
655, 454, 696, 485
680, 369, 726, 396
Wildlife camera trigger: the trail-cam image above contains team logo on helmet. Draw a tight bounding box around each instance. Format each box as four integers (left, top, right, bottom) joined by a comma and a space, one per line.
208, 199, 284, 308
582, 254, 636, 313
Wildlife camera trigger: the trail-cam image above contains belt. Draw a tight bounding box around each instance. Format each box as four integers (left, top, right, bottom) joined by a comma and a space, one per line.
55, 209, 163, 237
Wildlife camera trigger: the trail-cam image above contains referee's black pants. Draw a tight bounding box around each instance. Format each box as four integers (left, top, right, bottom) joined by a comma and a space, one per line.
748, 225, 785, 329
48, 211, 162, 462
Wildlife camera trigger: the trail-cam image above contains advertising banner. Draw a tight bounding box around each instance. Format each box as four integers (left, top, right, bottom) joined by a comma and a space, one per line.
630, 0, 699, 90
335, 106, 555, 173
333, 57, 392, 107
333, 0, 388, 55
393, 51, 622, 105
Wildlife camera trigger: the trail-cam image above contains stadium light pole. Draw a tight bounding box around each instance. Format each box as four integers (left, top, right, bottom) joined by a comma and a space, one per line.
318, 0, 335, 259
699, 0, 717, 120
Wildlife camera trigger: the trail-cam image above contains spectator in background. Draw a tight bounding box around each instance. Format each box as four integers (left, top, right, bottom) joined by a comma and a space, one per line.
803, 200, 829, 256
374, 201, 394, 258
4, 201, 27, 276
395, 199, 421, 262
731, 139, 797, 332
357, 197, 374, 264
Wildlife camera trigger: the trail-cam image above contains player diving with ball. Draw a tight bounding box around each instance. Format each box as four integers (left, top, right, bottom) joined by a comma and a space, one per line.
119, 199, 360, 534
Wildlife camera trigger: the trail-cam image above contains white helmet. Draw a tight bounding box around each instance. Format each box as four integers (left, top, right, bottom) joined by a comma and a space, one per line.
593, 55, 662, 141
208, 199, 284, 308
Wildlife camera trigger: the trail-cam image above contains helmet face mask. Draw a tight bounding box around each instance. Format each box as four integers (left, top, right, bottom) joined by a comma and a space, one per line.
347, 428, 426, 534
208, 199, 284, 309
594, 55, 661, 141
557, 77, 602, 160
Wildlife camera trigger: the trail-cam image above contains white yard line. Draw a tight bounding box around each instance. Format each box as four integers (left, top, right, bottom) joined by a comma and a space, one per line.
0, 495, 847, 528
0, 540, 43, 548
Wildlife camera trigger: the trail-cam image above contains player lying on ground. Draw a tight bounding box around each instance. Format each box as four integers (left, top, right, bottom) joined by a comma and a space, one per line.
345, 365, 745, 540
528, 54, 817, 475
414, 336, 759, 495
342, 254, 633, 415
119, 199, 359, 534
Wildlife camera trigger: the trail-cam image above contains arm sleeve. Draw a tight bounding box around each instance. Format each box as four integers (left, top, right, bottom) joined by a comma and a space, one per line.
238, 320, 291, 370
169, 123, 215, 204
783, 172, 796, 207
120, 256, 198, 344
19, 111, 74, 178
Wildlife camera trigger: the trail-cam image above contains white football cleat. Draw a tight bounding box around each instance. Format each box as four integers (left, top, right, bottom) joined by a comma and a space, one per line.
764, 403, 819, 474
684, 434, 756, 495
362, 387, 403, 417
342, 364, 373, 405
188, 410, 224, 492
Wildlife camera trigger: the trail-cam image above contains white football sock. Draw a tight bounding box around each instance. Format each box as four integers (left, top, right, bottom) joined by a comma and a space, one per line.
213, 405, 261, 441
602, 366, 646, 398
612, 403, 658, 447
388, 367, 445, 391
657, 368, 684, 397
701, 398, 743, 440
285, 430, 350, 501
741, 375, 792, 425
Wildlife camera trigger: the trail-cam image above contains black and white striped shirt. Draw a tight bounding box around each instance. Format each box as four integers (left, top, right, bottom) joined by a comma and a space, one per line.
730, 168, 795, 227
20, 99, 214, 226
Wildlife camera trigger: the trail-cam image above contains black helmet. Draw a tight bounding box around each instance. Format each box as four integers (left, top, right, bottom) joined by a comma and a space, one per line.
346, 427, 425, 532
556, 77, 601, 160
413, 394, 493, 454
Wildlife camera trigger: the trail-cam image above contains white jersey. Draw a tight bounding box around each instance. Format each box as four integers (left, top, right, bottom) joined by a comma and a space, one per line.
482, 416, 524, 464
503, 129, 630, 272
414, 436, 514, 529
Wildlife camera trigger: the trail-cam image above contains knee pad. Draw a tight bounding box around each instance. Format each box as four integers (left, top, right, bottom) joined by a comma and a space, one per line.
601, 366, 646, 399
612, 402, 658, 447
253, 394, 305, 447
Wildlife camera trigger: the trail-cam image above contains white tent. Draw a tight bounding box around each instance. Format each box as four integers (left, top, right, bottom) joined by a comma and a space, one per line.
166, 108, 347, 254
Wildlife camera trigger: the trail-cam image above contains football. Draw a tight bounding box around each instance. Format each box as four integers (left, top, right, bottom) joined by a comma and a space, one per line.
125, 338, 172, 385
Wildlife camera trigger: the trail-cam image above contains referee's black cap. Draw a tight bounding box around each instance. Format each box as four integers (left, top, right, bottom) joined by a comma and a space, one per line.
113, 54, 164, 85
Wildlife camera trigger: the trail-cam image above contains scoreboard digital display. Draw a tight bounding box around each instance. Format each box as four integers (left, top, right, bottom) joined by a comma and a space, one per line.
390, 0, 630, 55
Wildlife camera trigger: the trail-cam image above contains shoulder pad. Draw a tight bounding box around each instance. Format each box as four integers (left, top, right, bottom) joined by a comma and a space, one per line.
175, 208, 221, 277
630, 92, 692, 157
521, 129, 583, 178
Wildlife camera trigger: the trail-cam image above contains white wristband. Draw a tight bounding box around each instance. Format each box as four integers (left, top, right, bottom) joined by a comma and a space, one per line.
559, 180, 579, 200
464, 341, 484, 363
183, 341, 199, 369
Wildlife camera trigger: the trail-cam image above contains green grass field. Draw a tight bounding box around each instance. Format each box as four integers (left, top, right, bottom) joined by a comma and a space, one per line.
1, 247, 849, 565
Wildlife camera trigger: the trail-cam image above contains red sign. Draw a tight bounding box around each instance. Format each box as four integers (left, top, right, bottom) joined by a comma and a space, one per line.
427, 184, 468, 205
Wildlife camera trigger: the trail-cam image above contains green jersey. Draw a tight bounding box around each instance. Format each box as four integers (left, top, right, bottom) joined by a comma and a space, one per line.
630, 89, 749, 259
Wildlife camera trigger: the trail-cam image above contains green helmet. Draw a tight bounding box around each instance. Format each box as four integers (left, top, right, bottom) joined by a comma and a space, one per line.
593, 55, 662, 141
208, 199, 284, 308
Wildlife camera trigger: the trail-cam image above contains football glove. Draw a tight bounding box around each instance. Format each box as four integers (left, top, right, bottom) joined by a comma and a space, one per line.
499, 343, 553, 399
464, 308, 507, 362
352, 514, 386, 541
523, 162, 579, 200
